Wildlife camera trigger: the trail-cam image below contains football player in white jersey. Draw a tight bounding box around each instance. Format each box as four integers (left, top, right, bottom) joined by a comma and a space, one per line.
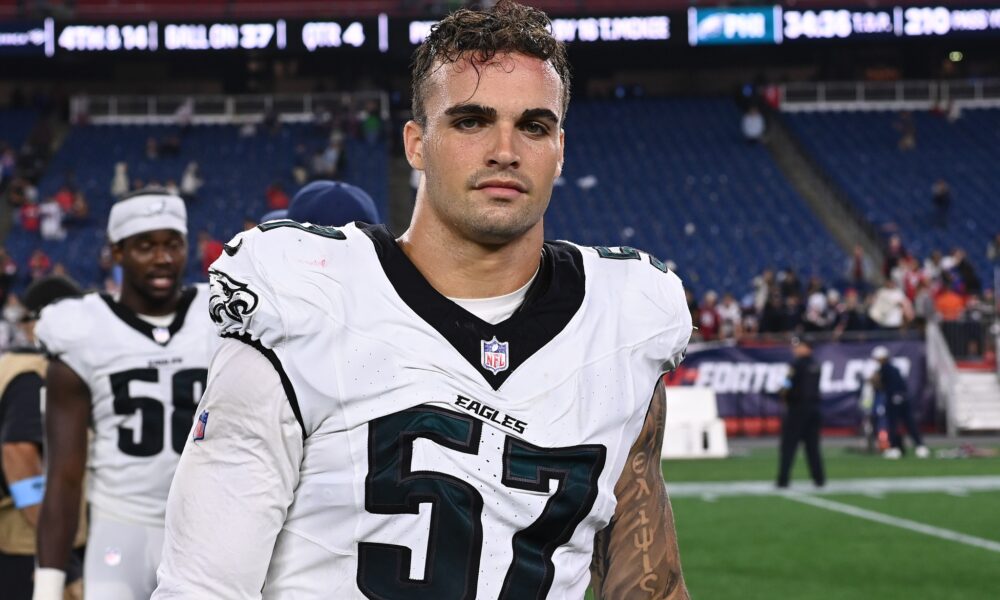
156, 1, 693, 599
33, 190, 217, 600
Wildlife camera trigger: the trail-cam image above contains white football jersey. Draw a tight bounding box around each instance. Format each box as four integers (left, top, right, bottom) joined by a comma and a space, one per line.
204, 222, 691, 599
36, 286, 217, 526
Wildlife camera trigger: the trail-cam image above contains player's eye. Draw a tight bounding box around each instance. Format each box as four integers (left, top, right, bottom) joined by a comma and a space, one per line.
522, 121, 549, 136
454, 117, 483, 130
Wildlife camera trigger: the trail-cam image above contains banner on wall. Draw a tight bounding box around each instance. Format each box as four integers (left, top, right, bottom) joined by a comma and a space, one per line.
664, 339, 929, 429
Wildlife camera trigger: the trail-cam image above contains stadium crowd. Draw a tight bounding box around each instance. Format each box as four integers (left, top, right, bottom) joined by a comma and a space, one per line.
687, 237, 996, 346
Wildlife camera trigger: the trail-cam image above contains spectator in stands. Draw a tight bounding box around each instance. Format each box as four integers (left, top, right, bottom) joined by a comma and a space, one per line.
844, 244, 875, 294
18, 196, 40, 233
53, 186, 73, 213
145, 136, 159, 160
197, 231, 224, 277
697, 291, 721, 341
740, 106, 766, 143
292, 144, 310, 185
752, 269, 774, 314
802, 280, 830, 332
951, 248, 982, 296
180, 162, 202, 201
38, 196, 65, 242
26, 250, 50, 281
833, 288, 870, 336
265, 182, 290, 211
0, 144, 15, 191
164, 179, 180, 198
923, 250, 944, 287
359, 99, 383, 145
894, 255, 924, 301
0, 248, 17, 308
131, 177, 145, 192
912, 280, 935, 328
934, 274, 966, 321
868, 278, 912, 330
758, 292, 785, 334
988, 232, 1000, 265
870, 346, 928, 459
776, 337, 825, 488
894, 111, 916, 151
931, 178, 951, 228
717, 292, 743, 340
7, 178, 37, 209
882, 234, 907, 279
778, 267, 802, 300
685, 289, 699, 329
110, 162, 129, 199
781, 294, 805, 334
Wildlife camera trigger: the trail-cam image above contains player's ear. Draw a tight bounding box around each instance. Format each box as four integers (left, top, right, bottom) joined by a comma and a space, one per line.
403, 120, 425, 171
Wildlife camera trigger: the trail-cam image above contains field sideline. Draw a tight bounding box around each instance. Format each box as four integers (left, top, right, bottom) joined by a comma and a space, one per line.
587, 443, 1000, 599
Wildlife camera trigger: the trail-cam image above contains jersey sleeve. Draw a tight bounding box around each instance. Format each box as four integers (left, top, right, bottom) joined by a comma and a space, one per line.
208, 229, 288, 349
154, 338, 303, 600
35, 299, 93, 381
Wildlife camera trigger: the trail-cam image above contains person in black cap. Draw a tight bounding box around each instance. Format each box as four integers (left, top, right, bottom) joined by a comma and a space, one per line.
0, 276, 85, 600
776, 337, 826, 488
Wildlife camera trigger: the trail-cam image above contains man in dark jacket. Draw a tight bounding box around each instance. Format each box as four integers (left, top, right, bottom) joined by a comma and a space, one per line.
776, 337, 825, 488
871, 346, 929, 459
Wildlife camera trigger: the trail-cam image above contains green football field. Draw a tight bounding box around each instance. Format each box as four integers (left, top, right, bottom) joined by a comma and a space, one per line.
586, 444, 1000, 599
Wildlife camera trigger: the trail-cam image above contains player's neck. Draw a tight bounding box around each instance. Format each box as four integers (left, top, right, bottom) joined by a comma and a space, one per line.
119, 284, 180, 317
397, 221, 543, 299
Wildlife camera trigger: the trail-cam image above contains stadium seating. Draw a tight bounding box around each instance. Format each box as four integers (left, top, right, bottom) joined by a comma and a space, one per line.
547, 98, 844, 296
0, 108, 38, 151
3, 122, 387, 289
784, 108, 999, 285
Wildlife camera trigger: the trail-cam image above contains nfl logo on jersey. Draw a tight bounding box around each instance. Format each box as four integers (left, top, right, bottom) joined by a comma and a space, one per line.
480, 336, 509, 375
193, 410, 209, 441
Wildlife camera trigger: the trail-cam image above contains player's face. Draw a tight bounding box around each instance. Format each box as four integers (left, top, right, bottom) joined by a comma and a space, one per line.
405, 52, 565, 245
114, 229, 188, 311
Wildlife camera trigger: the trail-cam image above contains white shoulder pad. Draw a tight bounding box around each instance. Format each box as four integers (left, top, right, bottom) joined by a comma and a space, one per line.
581, 244, 693, 372
35, 295, 98, 377
208, 221, 351, 349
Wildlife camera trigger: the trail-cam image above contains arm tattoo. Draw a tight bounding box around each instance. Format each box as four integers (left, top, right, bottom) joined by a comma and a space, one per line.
591, 381, 690, 599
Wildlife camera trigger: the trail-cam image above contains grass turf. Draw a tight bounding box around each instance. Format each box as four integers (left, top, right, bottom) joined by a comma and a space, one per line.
583, 448, 1000, 599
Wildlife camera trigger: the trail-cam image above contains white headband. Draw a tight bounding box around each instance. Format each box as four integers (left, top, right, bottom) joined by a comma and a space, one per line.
108, 193, 188, 243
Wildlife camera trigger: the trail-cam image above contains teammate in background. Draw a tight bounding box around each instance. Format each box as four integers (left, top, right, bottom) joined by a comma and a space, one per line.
33, 189, 217, 600
260, 179, 382, 226
776, 338, 825, 489
0, 277, 86, 600
156, 2, 692, 599
870, 346, 929, 459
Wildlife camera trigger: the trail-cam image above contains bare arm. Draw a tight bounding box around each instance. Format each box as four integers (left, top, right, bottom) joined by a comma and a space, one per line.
591, 381, 689, 599
2, 441, 44, 526
36, 359, 90, 571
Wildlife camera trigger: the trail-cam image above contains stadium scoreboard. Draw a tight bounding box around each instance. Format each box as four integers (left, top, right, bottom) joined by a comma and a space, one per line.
2, 5, 1000, 57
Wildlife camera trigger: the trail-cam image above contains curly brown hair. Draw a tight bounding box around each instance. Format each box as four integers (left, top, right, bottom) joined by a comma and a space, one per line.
410, 0, 571, 126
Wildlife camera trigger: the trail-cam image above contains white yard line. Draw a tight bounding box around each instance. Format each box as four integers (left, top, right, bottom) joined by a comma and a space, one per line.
783, 493, 1000, 554
667, 476, 1000, 498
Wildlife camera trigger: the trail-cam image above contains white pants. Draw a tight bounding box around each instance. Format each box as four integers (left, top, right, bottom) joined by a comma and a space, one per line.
84, 513, 164, 600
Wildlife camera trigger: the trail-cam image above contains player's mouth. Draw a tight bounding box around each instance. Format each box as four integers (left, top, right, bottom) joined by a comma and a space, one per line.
148, 274, 177, 291
474, 178, 527, 200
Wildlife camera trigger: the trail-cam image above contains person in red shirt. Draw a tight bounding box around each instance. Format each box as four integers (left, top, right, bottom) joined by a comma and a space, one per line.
197, 231, 223, 276
265, 182, 290, 211
20, 202, 40, 233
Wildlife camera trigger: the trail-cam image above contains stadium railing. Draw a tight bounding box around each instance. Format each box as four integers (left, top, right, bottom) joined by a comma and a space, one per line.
69, 91, 389, 125
779, 78, 1000, 113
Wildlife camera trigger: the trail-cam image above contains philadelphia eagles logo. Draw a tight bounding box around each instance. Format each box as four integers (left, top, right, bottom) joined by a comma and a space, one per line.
208, 269, 260, 325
